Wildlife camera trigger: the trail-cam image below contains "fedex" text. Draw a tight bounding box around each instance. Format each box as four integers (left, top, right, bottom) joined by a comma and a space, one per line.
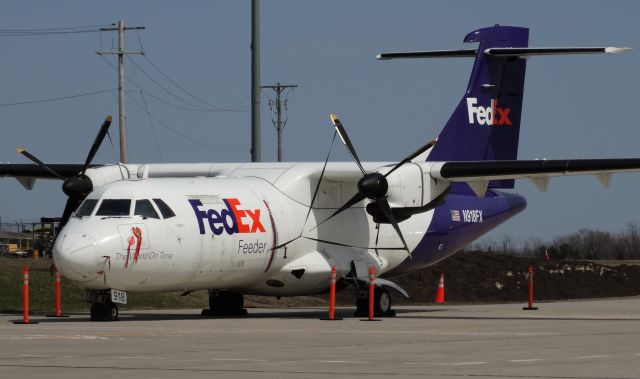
466, 98, 512, 126
189, 198, 266, 235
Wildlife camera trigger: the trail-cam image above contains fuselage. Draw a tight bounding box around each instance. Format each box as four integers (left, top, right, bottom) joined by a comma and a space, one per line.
53, 163, 526, 297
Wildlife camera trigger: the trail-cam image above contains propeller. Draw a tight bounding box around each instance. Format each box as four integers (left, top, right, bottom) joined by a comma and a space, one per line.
17, 115, 113, 226
316, 114, 436, 254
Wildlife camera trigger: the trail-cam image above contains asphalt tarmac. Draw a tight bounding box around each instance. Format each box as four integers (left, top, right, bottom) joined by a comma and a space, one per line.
1, 298, 639, 379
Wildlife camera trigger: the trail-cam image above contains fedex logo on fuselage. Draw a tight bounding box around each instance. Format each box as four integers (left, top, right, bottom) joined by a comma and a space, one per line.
189, 198, 266, 236
466, 98, 512, 126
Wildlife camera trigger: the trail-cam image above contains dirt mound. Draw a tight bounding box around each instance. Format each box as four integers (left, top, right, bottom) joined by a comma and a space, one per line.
387, 251, 640, 304
254, 251, 640, 308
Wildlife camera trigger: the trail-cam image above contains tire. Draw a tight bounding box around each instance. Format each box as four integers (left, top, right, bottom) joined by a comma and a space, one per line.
107, 303, 119, 321
90, 303, 102, 321
375, 287, 392, 315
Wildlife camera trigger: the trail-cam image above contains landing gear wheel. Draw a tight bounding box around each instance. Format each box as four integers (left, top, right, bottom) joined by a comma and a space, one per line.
90, 303, 104, 321
90, 301, 118, 321
353, 286, 395, 317
375, 287, 394, 316
107, 302, 119, 321
202, 290, 248, 316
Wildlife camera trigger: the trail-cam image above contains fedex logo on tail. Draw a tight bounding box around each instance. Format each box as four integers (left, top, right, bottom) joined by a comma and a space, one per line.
189, 198, 266, 236
466, 98, 512, 126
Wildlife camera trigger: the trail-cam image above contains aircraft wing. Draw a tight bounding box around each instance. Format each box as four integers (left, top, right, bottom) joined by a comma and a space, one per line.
0, 163, 89, 190
429, 158, 640, 196
0, 164, 86, 179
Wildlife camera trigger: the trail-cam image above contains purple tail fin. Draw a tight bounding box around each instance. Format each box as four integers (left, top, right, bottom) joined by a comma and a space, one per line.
427, 25, 529, 188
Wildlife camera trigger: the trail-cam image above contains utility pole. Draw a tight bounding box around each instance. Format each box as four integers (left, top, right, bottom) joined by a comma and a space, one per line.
97, 20, 145, 164
261, 83, 297, 162
251, 0, 261, 162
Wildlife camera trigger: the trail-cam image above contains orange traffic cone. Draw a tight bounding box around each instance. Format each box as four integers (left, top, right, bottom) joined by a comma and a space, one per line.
434, 273, 445, 303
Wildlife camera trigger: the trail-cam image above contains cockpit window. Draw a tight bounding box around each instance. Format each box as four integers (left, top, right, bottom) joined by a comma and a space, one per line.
75, 199, 98, 217
152, 199, 176, 219
96, 199, 131, 216
134, 199, 159, 219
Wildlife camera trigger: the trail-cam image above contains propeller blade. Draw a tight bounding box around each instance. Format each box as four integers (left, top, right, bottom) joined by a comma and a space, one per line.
16, 148, 66, 180
82, 115, 112, 175
312, 192, 366, 230
304, 131, 337, 227
60, 197, 82, 227
376, 197, 411, 256
384, 140, 436, 177
330, 114, 367, 176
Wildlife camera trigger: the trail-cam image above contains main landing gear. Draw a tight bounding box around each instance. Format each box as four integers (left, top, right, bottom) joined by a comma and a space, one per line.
353, 285, 396, 317
201, 290, 248, 317
85, 290, 119, 321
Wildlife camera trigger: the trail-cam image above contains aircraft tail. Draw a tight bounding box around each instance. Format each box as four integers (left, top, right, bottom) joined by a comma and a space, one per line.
377, 25, 630, 189
427, 26, 528, 165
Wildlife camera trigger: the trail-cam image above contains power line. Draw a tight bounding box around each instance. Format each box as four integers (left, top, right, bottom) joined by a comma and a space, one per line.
125, 89, 248, 150
138, 90, 165, 162
0, 25, 108, 37
0, 24, 111, 32
126, 56, 212, 111
142, 54, 248, 112
99, 54, 246, 113
0, 89, 114, 107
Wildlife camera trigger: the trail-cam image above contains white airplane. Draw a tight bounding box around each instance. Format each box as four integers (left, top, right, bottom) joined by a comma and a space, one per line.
1, 25, 638, 321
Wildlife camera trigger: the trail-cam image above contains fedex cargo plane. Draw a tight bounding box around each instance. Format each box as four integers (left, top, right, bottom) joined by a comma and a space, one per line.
1, 25, 637, 321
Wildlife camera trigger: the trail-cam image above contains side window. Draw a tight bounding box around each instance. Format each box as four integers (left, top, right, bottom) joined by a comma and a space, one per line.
152, 199, 176, 219
96, 199, 132, 216
134, 199, 160, 219
75, 199, 98, 217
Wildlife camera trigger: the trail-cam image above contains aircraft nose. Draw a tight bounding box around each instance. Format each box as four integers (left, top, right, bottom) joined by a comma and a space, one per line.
53, 232, 102, 282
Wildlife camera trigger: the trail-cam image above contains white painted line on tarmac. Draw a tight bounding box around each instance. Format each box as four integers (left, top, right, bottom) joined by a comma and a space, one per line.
577, 355, 611, 359
509, 359, 543, 363
313, 360, 369, 364
113, 356, 168, 360
18, 354, 49, 358
210, 358, 268, 362
404, 361, 489, 366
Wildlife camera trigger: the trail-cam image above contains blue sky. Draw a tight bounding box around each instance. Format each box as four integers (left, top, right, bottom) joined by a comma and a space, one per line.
0, 1, 638, 244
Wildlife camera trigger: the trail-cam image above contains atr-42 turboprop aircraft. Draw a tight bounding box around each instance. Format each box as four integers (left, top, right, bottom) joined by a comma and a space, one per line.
1, 25, 638, 321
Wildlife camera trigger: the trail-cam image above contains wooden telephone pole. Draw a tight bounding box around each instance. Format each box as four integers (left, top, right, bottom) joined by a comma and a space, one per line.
261, 83, 297, 162
97, 20, 145, 163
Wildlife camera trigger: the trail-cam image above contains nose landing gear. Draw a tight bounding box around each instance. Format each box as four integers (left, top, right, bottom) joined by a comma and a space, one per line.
90, 301, 119, 321
85, 290, 119, 321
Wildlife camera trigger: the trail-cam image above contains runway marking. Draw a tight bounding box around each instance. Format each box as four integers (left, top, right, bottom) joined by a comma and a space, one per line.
113, 356, 168, 360
403, 361, 489, 366
508, 359, 543, 363
577, 355, 611, 359
18, 355, 49, 358
210, 358, 268, 362
95, 332, 151, 337
3, 335, 109, 341
313, 360, 369, 364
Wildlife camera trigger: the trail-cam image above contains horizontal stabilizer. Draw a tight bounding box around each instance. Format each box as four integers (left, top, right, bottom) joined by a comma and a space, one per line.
484, 47, 632, 57
376, 47, 631, 60
376, 49, 477, 60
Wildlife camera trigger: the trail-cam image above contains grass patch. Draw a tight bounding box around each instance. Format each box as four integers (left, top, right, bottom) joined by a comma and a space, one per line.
0, 258, 208, 313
